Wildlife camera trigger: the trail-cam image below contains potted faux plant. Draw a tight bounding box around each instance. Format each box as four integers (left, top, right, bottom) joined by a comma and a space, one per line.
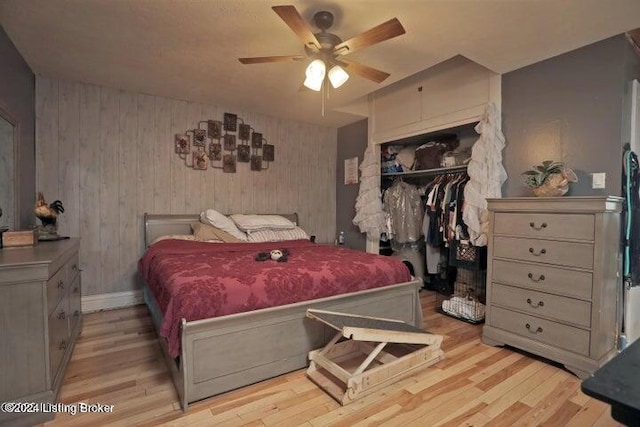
522, 160, 578, 196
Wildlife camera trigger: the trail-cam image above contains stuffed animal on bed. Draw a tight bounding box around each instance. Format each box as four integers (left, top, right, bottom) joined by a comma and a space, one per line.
255, 248, 290, 262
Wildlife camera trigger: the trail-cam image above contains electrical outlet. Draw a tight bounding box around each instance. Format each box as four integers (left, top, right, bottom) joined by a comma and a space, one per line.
592, 173, 606, 189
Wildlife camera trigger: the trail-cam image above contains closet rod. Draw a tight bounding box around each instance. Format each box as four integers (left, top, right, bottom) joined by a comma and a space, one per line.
381, 164, 468, 178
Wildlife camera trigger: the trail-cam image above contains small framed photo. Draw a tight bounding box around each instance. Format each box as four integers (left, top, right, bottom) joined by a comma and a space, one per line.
223, 134, 236, 151
239, 123, 251, 141
250, 155, 262, 171
223, 154, 236, 173
251, 132, 263, 148
237, 145, 250, 162
207, 120, 222, 139
223, 112, 237, 132
193, 129, 207, 147
175, 134, 190, 154
208, 143, 222, 161
263, 144, 275, 162
192, 151, 208, 170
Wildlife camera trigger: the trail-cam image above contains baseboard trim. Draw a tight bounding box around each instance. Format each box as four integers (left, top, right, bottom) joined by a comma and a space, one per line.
82, 290, 144, 313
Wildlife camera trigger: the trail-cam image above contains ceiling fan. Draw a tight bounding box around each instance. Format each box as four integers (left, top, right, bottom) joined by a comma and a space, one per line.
238, 5, 406, 91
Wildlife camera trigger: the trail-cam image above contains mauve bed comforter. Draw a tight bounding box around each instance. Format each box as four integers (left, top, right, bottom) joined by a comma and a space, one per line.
138, 239, 411, 357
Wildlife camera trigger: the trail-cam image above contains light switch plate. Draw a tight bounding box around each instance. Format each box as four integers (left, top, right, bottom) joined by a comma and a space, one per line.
592, 172, 606, 189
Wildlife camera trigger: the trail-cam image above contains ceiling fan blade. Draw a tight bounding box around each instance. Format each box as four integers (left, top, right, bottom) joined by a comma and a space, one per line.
272, 5, 320, 50
334, 18, 405, 56
340, 59, 390, 83
239, 55, 305, 64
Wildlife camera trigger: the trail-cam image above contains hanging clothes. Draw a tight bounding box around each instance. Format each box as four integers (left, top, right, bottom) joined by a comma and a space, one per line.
383, 180, 423, 243
353, 145, 387, 242
463, 102, 508, 247
423, 172, 469, 245
422, 172, 470, 274
422, 211, 441, 274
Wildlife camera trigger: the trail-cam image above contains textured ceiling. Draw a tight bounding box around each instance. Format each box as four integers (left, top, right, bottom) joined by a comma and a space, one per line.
1, 0, 640, 128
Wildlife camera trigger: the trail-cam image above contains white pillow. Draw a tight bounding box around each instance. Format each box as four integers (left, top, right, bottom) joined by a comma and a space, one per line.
230, 214, 295, 232
246, 227, 309, 243
200, 209, 247, 241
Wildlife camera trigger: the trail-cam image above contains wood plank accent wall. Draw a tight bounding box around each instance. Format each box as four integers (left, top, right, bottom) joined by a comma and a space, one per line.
35, 77, 337, 296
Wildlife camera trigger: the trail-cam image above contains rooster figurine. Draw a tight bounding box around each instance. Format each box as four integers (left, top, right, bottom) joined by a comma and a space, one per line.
35, 192, 64, 235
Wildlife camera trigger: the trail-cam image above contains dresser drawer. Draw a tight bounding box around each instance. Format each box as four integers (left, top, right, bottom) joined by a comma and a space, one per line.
493, 236, 593, 269
490, 306, 590, 356
68, 276, 82, 335
491, 283, 591, 328
67, 253, 80, 283
492, 259, 592, 300
494, 212, 594, 241
48, 296, 69, 381
46, 265, 67, 315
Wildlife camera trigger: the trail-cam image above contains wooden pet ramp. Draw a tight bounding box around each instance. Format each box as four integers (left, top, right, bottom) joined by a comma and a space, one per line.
305, 309, 444, 405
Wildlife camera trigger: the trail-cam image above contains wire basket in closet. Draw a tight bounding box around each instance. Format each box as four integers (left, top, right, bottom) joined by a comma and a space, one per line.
437, 240, 487, 324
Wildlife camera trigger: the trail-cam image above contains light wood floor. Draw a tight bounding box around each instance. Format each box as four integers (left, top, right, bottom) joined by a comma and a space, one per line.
40, 291, 621, 427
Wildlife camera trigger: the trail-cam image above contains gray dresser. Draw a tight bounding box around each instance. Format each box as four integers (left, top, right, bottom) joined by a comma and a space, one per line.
0, 239, 82, 426
482, 197, 623, 378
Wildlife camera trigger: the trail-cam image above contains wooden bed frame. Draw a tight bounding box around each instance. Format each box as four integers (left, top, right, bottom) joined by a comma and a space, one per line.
142, 213, 424, 410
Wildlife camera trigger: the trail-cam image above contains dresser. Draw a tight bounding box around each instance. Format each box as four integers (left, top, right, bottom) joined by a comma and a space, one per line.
0, 239, 82, 426
482, 197, 623, 378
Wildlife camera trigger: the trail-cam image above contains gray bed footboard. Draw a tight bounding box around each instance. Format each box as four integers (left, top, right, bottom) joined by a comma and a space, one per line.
142, 279, 423, 410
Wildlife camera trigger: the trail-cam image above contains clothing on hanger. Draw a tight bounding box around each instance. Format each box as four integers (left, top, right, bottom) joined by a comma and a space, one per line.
383, 179, 424, 244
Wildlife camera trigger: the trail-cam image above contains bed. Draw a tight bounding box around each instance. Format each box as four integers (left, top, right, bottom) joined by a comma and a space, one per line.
140, 213, 424, 410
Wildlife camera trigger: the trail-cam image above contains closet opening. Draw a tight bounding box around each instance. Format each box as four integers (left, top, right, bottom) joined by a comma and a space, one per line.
379, 121, 487, 324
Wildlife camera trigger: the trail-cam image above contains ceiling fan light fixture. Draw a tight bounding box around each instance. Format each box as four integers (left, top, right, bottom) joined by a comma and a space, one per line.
328, 65, 349, 88
304, 59, 326, 91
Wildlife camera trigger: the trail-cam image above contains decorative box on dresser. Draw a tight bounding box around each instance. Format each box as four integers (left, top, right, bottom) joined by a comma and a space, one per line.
482, 197, 623, 379
0, 239, 82, 426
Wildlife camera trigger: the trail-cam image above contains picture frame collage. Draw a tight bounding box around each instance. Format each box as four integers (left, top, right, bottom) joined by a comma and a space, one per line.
174, 112, 275, 173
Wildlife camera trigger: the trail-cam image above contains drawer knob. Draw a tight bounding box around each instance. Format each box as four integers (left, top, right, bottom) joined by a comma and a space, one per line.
525, 323, 543, 333
72, 264, 78, 271
57, 280, 65, 289
526, 298, 544, 308
73, 287, 80, 294
529, 222, 548, 230
74, 310, 80, 317
528, 248, 547, 256
527, 273, 545, 282
59, 340, 68, 351
58, 310, 66, 320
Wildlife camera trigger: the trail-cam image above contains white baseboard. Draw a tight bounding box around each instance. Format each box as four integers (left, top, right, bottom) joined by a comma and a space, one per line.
82, 290, 144, 313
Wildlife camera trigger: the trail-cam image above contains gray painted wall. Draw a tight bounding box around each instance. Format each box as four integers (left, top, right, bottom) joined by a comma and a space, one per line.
336, 118, 368, 251
0, 25, 35, 229
502, 35, 639, 197
0, 117, 13, 229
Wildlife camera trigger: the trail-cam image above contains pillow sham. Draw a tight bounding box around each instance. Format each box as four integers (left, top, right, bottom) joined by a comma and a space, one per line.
200, 209, 247, 241
230, 214, 295, 232
152, 234, 196, 245
191, 222, 244, 243
246, 226, 309, 243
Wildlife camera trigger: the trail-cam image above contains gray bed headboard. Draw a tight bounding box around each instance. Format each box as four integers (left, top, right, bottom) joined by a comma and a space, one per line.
143, 213, 299, 248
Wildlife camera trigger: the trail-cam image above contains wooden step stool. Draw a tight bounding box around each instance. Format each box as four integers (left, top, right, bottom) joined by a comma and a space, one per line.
306, 309, 444, 405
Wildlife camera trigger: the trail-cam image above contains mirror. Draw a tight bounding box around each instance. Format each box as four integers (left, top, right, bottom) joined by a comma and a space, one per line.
0, 108, 16, 231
